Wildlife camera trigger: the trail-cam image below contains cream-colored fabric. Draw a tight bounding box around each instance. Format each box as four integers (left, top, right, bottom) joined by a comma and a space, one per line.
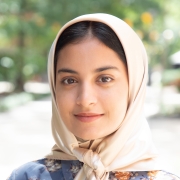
46, 13, 160, 180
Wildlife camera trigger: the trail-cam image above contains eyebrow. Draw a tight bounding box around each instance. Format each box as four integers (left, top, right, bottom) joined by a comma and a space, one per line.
58, 68, 78, 74
94, 66, 119, 73
57, 66, 119, 74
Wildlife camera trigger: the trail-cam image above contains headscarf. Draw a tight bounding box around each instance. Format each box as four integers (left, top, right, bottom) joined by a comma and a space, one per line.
46, 13, 160, 180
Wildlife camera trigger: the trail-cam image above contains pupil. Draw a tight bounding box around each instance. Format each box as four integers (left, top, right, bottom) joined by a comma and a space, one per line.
68, 79, 74, 84
102, 77, 108, 82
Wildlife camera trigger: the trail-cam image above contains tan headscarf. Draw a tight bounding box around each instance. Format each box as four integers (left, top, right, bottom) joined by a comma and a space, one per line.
46, 13, 160, 180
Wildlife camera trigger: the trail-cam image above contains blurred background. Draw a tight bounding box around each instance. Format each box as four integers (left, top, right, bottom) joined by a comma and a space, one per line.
0, 0, 180, 179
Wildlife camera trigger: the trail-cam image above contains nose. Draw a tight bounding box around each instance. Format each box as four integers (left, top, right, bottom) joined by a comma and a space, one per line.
76, 82, 97, 107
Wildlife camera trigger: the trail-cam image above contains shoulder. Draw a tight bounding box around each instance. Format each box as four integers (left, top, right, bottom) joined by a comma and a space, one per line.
7, 158, 82, 180
7, 159, 53, 180
111, 170, 180, 180
148, 170, 180, 180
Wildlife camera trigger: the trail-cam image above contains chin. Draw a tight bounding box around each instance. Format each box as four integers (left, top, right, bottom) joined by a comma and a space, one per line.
73, 125, 116, 141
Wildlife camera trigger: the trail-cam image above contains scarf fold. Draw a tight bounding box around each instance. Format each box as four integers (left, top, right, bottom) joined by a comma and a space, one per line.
73, 148, 107, 180
46, 13, 160, 180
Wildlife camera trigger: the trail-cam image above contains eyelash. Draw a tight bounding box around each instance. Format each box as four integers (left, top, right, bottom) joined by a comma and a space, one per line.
61, 76, 114, 85
97, 76, 114, 83
61, 78, 78, 85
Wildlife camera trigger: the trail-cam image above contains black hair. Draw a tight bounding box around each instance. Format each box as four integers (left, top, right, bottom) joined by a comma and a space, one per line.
54, 21, 127, 72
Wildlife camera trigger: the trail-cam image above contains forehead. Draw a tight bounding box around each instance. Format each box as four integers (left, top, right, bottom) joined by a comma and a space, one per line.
56, 38, 127, 74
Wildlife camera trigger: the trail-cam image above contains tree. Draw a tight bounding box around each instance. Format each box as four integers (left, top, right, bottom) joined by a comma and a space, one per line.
0, 0, 180, 91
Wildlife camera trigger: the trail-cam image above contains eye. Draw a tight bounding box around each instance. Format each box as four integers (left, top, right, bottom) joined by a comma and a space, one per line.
62, 78, 78, 84
98, 76, 113, 83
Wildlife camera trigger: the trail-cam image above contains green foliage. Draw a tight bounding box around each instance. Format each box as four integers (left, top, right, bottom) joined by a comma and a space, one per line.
162, 69, 180, 91
0, 0, 180, 91
0, 92, 50, 112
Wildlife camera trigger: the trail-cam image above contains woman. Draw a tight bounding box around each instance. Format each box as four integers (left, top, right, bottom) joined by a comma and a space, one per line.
8, 13, 179, 180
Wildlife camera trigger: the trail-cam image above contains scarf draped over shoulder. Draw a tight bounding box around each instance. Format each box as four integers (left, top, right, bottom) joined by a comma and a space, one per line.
46, 13, 160, 180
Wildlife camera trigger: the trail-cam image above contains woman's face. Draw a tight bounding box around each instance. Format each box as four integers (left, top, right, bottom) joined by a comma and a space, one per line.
55, 37, 129, 140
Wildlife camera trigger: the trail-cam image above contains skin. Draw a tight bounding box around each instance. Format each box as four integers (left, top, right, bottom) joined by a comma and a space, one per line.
55, 37, 129, 140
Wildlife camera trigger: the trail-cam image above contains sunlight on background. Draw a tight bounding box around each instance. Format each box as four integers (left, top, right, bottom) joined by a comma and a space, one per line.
0, 0, 180, 179
0, 98, 53, 179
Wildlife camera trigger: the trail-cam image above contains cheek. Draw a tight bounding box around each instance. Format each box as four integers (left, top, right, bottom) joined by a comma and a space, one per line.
104, 84, 128, 117
55, 90, 75, 115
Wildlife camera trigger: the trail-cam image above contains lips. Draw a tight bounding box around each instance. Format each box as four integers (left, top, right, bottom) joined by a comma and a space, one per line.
74, 113, 104, 123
